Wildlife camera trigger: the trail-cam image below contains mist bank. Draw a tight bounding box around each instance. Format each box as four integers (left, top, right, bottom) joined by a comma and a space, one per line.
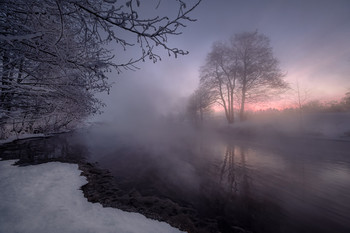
227, 111, 350, 139
80, 74, 350, 164
89, 109, 350, 141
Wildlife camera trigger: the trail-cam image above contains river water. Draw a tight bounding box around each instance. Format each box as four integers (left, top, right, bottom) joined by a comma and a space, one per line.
1, 125, 350, 233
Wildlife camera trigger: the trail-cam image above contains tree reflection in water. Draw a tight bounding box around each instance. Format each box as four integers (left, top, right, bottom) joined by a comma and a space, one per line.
215, 143, 286, 233
2, 128, 350, 233
219, 145, 251, 197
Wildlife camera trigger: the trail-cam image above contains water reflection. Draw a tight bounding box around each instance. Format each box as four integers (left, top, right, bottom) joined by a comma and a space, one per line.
215, 144, 286, 233
220, 145, 251, 196
216, 139, 350, 233
0, 133, 87, 164
1, 129, 350, 233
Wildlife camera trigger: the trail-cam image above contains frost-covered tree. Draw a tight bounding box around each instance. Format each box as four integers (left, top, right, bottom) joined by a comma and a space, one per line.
0, 0, 201, 138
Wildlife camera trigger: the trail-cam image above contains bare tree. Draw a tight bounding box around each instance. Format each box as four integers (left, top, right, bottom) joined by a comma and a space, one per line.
0, 0, 201, 138
294, 80, 310, 111
291, 79, 310, 131
199, 31, 287, 124
200, 42, 238, 124
187, 84, 216, 126
231, 31, 288, 121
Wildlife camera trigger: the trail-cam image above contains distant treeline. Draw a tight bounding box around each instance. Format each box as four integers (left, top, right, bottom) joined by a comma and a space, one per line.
249, 93, 350, 116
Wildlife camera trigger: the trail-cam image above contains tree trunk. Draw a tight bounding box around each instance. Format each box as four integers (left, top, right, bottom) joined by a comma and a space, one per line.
218, 81, 233, 124
199, 108, 203, 122
240, 87, 246, 121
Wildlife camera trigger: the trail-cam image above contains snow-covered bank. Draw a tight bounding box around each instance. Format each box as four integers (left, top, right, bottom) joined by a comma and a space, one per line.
0, 160, 184, 233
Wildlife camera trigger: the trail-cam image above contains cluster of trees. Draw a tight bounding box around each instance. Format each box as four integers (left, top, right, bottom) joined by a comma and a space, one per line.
0, 0, 201, 138
188, 31, 288, 125
187, 84, 216, 127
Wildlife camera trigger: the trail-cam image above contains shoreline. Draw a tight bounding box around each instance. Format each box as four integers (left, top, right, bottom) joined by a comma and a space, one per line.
0, 159, 184, 233
0, 139, 246, 233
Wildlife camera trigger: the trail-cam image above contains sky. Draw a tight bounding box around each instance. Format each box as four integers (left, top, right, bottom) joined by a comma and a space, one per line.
96, 0, 350, 120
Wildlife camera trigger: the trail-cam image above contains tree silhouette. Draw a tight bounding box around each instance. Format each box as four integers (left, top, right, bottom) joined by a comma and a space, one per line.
199, 31, 288, 124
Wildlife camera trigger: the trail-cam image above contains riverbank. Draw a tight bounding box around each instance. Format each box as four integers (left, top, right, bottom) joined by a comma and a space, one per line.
0, 136, 248, 233
0, 159, 185, 233
3, 123, 349, 233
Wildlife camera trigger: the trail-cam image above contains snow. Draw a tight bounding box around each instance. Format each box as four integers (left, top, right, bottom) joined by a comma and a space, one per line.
0, 160, 184, 233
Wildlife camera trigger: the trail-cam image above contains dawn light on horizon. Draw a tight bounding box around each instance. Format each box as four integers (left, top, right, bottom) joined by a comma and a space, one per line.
1, 1, 350, 233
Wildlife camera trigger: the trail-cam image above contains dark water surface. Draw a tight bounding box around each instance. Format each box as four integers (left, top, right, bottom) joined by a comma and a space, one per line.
1, 126, 350, 233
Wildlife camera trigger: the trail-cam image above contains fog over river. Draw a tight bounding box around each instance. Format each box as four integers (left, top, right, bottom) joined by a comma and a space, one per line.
2, 122, 350, 233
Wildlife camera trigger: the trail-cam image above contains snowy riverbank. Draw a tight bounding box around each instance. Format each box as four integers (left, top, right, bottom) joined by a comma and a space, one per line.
0, 160, 184, 233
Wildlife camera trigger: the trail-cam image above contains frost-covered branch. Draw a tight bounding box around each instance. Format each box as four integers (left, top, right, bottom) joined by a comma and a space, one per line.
0, 0, 201, 138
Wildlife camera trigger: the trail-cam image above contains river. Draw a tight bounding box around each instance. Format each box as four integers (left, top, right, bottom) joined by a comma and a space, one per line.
1, 125, 350, 233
